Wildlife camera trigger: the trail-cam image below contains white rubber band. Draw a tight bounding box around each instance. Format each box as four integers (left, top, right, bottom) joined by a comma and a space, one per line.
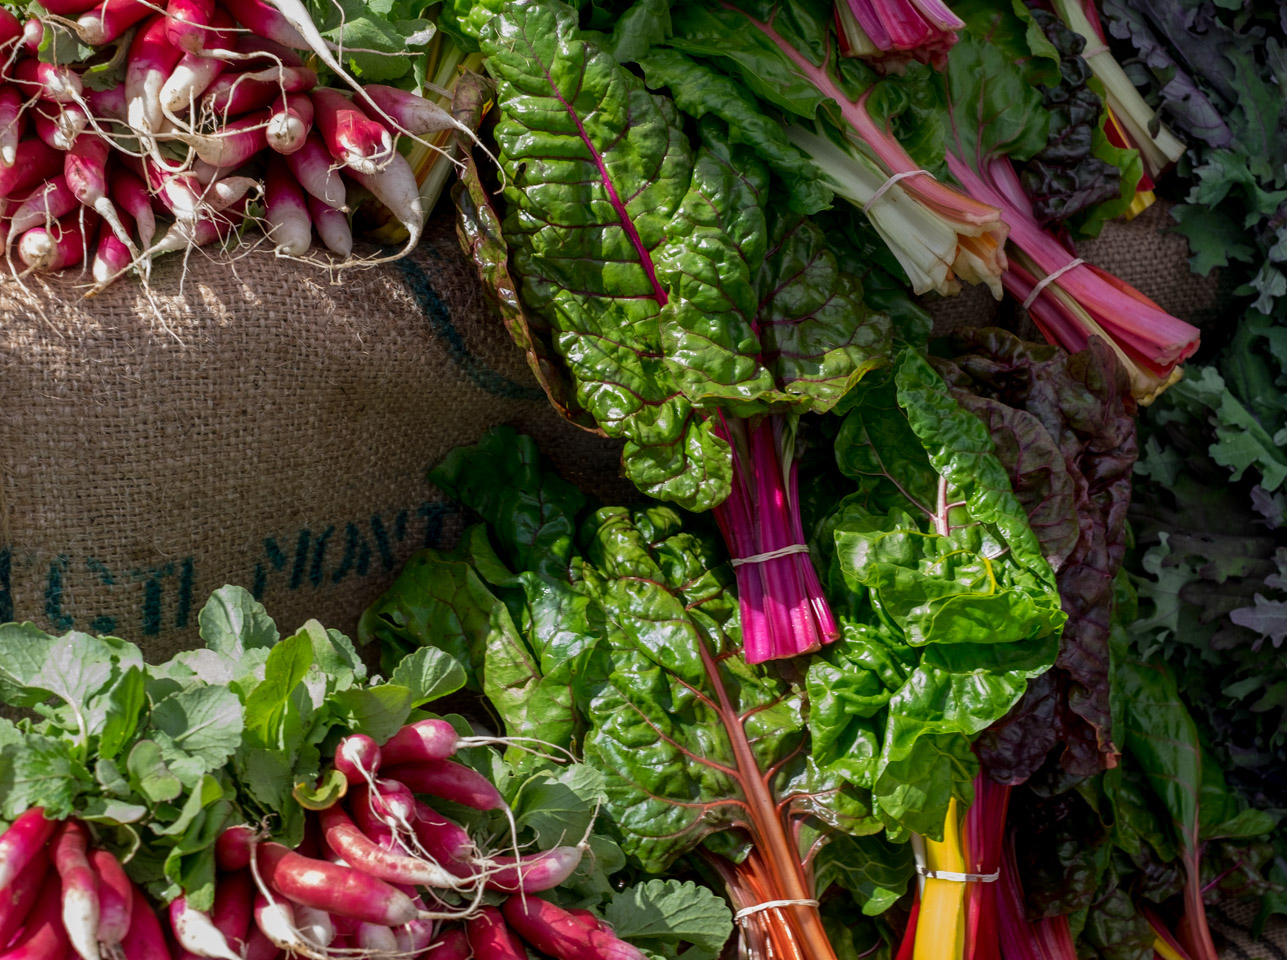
734, 899, 821, 922
1081, 42, 1109, 58
730, 543, 811, 567
863, 169, 932, 214
917, 865, 1000, 883
1021, 258, 1084, 311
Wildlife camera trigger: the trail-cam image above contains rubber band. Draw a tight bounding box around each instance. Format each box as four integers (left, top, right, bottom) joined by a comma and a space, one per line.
916, 865, 1000, 883
1080, 42, 1109, 58
863, 169, 931, 214
734, 899, 821, 922
1021, 258, 1084, 311
730, 543, 810, 567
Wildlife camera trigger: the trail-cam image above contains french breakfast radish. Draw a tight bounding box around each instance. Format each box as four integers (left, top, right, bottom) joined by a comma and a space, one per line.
8, 176, 76, 240
360, 85, 467, 139
344, 151, 423, 258
160, 10, 235, 114
214, 826, 256, 873
120, 886, 168, 960
163, 0, 215, 54
380, 719, 462, 765
211, 870, 254, 952
241, 926, 283, 960
256, 841, 423, 927
231, 35, 304, 69
0, 85, 24, 166
203, 65, 316, 118
312, 87, 392, 174
263, 154, 310, 256
252, 894, 311, 958
465, 907, 527, 960
411, 802, 475, 867
78, 0, 155, 47
66, 135, 138, 253
333, 734, 380, 785
125, 15, 183, 147
179, 107, 270, 168
0, 872, 70, 960
91, 212, 135, 288
89, 849, 133, 954
0, 848, 48, 949
0, 811, 55, 887
19, 18, 40, 56
308, 196, 351, 258
383, 761, 505, 812
424, 926, 472, 960
501, 897, 649, 960
283, 133, 345, 210
355, 923, 397, 954
265, 92, 311, 154
112, 166, 156, 250
479, 846, 584, 895
169, 897, 241, 960
51, 821, 101, 960
0, 139, 61, 199
318, 805, 467, 889
11, 60, 83, 103
290, 905, 334, 949
221, 0, 311, 49
85, 84, 127, 122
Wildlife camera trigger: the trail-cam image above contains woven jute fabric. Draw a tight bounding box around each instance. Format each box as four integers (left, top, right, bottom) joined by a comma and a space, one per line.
925, 198, 1223, 338
1212, 897, 1287, 960
0, 214, 627, 663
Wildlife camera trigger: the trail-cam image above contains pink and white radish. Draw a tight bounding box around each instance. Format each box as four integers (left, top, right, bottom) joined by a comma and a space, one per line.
85, 84, 127, 123
66, 136, 138, 254
89, 849, 133, 958
359, 84, 469, 139
242, 925, 284, 960
0, 85, 24, 166
202, 174, 259, 213
308, 195, 350, 258
312, 87, 392, 174
3, 871, 70, 960
221, 0, 313, 49
379, 719, 469, 766
290, 904, 335, 949
111, 166, 155, 250
120, 885, 168, 960
356, 922, 398, 953
178, 107, 270, 168
230, 35, 305, 69
0, 139, 64, 199
163, 0, 215, 54
466, 907, 527, 960
333, 734, 380, 785
11, 60, 83, 103
344, 150, 424, 259
383, 761, 506, 812
411, 802, 476, 868
125, 15, 183, 152
214, 826, 257, 873
424, 926, 472, 960
263, 154, 310, 256
501, 896, 649, 960
266, 92, 311, 154
0, 5, 20, 51
211, 870, 254, 953
284, 132, 346, 211
318, 805, 468, 889
77, 0, 156, 47
479, 846, 584, 895
256, 841, 426, 927
169, 896, 242, 960
252, 894, 315, 959
160, 10, 236, 116
202, 65, 315, 118
7, 176, 76, 241
19, 18, 41, 56
51, 820, 101, 960
0, 847, 48, 949
91, 215, 136, 288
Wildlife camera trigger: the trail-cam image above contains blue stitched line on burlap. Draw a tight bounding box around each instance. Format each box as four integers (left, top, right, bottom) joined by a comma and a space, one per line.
393, 249, 542, 402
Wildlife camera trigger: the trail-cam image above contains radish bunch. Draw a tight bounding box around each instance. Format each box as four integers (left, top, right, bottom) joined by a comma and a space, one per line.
0, 0, 471, 290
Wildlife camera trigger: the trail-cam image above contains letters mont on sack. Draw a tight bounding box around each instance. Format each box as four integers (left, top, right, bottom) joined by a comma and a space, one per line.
0, 501, 459, 637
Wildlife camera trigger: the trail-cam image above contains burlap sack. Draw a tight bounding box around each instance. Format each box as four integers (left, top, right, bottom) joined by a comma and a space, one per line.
0, 214, 628, 662
925, 198, 1224, 337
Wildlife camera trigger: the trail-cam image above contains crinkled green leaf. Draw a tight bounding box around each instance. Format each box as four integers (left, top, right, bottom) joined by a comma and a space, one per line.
0, 734, 92, 819
813, 832, 915, 916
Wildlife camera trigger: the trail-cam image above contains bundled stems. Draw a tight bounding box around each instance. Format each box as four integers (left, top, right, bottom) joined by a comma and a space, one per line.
712, 415, 837, 664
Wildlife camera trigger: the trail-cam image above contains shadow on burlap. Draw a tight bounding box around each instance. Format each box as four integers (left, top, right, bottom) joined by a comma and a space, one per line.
0, 214, 630, 663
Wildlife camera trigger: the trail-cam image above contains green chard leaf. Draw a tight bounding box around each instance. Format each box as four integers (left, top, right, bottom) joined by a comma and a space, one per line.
604, 879, 734, 960
476, 0, 889, 510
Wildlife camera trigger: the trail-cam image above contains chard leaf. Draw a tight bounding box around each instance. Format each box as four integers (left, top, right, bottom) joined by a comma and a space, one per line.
327, 686, 415, 743
476, 0, 888, 510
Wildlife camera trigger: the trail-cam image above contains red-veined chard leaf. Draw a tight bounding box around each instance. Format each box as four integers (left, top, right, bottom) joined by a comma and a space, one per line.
468, 0, 890, 511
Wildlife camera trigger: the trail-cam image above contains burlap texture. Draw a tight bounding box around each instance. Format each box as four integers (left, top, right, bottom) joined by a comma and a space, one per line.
925, 199, 1224, 337
0, 214, 628, 662
1212, 898, 1287, 960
